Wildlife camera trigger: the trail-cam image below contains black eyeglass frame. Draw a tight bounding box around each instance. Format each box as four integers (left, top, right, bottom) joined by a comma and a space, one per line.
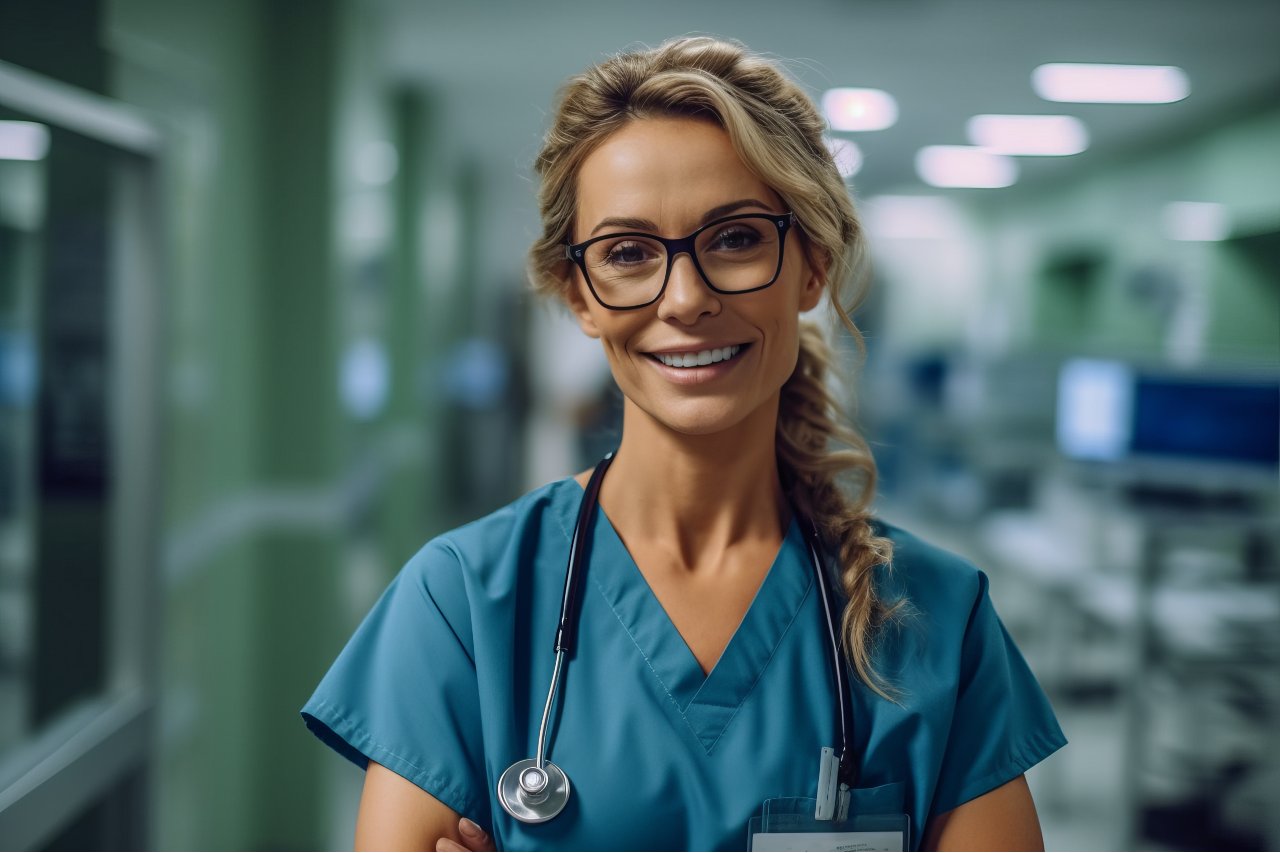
564, 211, 796, 311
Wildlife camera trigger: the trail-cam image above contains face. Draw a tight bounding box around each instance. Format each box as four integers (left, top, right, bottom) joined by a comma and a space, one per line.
567, 116, 825, 437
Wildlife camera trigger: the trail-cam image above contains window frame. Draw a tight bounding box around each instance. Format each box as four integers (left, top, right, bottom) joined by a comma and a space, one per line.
0, 58, 164, 850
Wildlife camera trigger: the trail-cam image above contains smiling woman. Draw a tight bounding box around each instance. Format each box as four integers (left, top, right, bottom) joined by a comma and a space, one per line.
300, 35, 1065, 852
565, 117, 820, 438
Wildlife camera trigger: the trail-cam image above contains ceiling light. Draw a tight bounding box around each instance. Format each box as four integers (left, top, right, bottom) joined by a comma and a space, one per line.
967, 114, 1089, 155
1032, 63, 1190, 104
0, 121, 51, 161
821, 88, 898, 132
824, 137, 863, 178
916, 146, 1018, 188
1162, 201, 1230, 241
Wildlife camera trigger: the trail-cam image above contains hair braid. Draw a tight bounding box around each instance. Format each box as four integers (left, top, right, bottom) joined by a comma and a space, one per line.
778, 323, 898, 699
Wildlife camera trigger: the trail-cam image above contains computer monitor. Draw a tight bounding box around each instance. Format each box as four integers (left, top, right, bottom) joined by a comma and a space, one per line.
1057, 358, 1280, 489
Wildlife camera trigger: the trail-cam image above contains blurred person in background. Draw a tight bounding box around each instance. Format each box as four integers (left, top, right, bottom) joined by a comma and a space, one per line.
300, 36, 1065, 851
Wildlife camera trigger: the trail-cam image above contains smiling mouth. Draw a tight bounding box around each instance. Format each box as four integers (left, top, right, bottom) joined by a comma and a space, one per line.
648, 344, 748, 368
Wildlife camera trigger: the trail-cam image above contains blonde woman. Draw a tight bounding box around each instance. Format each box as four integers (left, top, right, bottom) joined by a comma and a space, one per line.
302, 36, 1065, 851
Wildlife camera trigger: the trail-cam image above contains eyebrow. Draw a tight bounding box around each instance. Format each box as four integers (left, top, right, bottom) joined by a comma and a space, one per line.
587, 198, 776, 237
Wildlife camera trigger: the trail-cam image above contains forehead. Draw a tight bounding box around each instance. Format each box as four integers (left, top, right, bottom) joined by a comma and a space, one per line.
575, 117, 779, 234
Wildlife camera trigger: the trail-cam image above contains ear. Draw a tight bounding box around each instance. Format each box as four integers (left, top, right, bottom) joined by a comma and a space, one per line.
565, 275, 602, 338
798, 247, 829, 313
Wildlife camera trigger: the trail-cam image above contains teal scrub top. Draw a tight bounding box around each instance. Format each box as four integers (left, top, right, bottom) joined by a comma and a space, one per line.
301, 477, 1066, 851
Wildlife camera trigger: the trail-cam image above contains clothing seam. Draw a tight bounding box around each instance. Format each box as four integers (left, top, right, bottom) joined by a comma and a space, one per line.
553, 480, 575, 545
311, 699, 430, 775
697, 570, 815, 754
305, 698, 479, 817
588, 573, 688, 719
576, 486, 731, 755
931, 726, 1068, 815
421, 539, 478, 667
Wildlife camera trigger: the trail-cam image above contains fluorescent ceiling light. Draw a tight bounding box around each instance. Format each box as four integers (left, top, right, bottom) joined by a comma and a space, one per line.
1162, 201, 1230, 241
861, 195, 964, 240
821, 88, 898, 132
824, 137, 863, 178
916, 146, 1017, 188
967, 114, 1089, 155
0, 121, 51, 161
1033, 63, 1189, 104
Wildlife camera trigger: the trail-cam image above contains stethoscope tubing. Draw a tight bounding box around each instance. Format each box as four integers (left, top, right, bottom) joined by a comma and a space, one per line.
554, 452, 614, 654
807, 523, 857, 789
533, 651, 564, 771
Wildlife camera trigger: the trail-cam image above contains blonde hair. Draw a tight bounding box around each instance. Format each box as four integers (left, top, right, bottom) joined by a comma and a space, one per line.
530, 36, 898, 698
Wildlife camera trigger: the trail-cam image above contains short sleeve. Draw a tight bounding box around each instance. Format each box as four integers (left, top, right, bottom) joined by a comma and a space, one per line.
930, 571, 1067, 814
300, 539, 487, 822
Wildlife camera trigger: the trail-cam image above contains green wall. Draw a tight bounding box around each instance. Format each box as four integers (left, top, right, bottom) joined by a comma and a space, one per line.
978, 103, 1280, 364
103, 0, 440, 846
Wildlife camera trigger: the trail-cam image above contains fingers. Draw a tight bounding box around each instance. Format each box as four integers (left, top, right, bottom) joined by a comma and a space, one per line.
459, 817, 496, 852
434, 818, 495, 852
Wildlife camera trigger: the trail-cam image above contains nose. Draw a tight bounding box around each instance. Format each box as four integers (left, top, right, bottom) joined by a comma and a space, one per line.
656, 251, 720, 324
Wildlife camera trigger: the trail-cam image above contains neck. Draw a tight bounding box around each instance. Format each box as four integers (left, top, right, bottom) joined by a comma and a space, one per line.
596, 394, 789, 573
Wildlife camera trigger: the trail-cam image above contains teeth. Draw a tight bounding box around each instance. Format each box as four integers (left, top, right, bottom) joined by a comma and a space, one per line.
655, 345, 742, 368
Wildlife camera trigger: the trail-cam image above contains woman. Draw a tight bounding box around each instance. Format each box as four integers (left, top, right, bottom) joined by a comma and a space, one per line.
302, 36, 1065, 851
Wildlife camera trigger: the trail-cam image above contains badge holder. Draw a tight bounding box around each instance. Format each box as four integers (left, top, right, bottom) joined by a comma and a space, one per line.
747, 750, 908, 852
748, 799, 908, 852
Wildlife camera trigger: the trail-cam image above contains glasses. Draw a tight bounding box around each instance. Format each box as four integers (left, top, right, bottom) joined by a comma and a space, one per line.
565, 212, 795, 310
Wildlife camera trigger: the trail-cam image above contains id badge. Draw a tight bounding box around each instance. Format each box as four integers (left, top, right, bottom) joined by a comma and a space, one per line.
748, 796, 908, 852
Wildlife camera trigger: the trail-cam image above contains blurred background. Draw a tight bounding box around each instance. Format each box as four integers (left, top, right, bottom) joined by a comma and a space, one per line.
0, 0, 1277, 849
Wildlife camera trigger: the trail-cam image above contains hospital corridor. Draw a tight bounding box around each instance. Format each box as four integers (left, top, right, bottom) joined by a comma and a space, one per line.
1, 0, 1278, 849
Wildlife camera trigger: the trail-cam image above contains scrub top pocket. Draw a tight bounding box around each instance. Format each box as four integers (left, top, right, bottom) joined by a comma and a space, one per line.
752, 782, 910, 851
844, 780, 906, 815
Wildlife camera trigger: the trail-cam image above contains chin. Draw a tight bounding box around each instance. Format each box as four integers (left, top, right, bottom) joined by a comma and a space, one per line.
638, 397, 758, 438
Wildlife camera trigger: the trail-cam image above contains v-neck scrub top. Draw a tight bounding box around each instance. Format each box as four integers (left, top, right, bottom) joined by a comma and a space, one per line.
301, 478, 1066, 850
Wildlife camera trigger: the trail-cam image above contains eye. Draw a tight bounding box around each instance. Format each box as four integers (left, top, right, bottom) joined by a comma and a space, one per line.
601, 240, 658, 267
707, 225, 763, 252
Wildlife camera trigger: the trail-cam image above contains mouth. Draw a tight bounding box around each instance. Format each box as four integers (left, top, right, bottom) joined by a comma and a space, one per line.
646, 344, 749, 369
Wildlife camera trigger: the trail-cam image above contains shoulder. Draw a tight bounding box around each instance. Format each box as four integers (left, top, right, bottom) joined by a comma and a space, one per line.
867, 518, 990, 634
403, 477, 580, 598
872, 519, 986, 596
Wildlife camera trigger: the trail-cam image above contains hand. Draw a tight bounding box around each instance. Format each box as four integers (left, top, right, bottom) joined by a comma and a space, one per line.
435, 817, 496, 852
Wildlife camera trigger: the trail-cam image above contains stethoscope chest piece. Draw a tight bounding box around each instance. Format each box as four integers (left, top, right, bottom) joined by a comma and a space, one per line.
498, 759, 571, 823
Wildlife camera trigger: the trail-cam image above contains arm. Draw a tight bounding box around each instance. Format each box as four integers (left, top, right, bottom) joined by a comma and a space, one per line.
920, 774, 1044, 852
355, 760, 493, 852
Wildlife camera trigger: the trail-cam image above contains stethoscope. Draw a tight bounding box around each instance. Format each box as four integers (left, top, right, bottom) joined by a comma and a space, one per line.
497, 451, 858, 824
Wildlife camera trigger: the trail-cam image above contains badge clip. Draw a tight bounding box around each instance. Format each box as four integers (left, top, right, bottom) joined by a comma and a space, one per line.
815, 747, 838, 820
836, 782, 851, 822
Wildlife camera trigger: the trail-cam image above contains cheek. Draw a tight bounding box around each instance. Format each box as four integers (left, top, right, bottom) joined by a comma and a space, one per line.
597, 318, 648, 363
764, 312, 804, 378
775, 321, 800, 366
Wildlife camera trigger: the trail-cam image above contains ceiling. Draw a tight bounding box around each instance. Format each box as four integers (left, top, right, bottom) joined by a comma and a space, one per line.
373, 0, 1280, 276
